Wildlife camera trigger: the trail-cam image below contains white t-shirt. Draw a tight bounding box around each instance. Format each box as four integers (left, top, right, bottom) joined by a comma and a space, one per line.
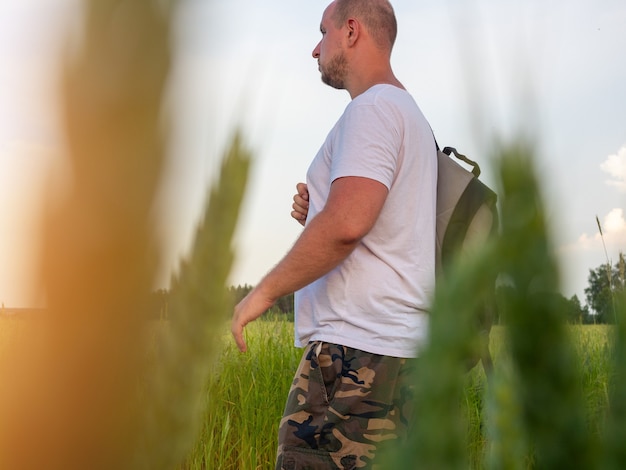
294, 84, 437, 358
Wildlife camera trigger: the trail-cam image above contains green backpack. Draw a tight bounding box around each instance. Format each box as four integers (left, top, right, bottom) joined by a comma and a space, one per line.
435, 143, 499, 372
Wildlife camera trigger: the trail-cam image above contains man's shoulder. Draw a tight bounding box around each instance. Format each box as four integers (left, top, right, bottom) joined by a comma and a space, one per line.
348, 84, 415, 112
354, 83, 411, 103
346, 84, 422, 129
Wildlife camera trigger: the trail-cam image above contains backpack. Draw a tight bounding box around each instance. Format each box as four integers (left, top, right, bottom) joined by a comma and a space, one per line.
435, 142, 499, 372
435, 145, 499, 273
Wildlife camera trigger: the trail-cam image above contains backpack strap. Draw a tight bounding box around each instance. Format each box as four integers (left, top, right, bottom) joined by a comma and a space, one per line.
431, 130, 481, 178
442, 147, 481, 178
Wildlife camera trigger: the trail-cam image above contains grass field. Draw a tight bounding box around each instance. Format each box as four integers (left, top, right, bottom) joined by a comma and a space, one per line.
177, 319, 613, 469
0, 316, 614, 469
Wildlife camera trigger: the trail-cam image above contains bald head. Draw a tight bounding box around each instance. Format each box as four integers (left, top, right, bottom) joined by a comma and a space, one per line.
331, 0, 397, 52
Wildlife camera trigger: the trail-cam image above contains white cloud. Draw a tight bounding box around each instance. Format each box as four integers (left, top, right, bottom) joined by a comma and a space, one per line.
562, 208, 626, 254
601, 145, 626, 192
602, 208, 626, 242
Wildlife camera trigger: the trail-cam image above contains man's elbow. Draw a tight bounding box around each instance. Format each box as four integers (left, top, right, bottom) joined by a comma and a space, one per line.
334, 220, 370, 247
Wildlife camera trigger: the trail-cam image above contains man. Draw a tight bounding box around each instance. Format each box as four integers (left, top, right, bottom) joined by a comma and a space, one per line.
231, 0, 437, 468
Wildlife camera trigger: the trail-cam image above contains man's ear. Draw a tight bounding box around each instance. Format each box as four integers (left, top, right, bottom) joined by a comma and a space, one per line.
346, 18, 359, 46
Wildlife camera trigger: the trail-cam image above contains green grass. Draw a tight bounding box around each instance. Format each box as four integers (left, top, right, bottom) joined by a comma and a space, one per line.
571, 325, 613, 439
0, 317, 615, 469
169, 319, 614, 469
179, 314, 301, 470
1, 317, 614, 469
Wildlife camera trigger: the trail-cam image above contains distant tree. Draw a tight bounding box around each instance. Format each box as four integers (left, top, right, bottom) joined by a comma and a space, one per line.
274, 293, 294, 315
564, 294, 589, 324
228, 284, 293, 317
533, 292, 589, 324
584, 254, 625, 324
228, 284, 253, 305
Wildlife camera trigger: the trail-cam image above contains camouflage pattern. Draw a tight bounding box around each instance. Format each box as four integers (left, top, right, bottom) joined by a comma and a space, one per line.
276, 341, 415, 470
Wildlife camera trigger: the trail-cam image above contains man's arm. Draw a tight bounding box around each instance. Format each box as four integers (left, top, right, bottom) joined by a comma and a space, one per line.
231, 176, 388, 352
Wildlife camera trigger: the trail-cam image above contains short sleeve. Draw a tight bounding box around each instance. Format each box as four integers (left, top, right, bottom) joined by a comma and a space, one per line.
330, 101, 400, 189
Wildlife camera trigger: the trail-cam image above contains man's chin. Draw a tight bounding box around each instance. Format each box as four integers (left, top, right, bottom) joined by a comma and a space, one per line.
321, 75, 344, 90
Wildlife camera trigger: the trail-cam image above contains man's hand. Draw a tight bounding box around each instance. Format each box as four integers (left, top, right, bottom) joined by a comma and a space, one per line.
231, 287, 275, 352
291, 182, 309, 226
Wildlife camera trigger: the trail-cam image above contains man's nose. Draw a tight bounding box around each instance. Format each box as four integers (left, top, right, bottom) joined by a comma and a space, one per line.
312, 41, 321, 59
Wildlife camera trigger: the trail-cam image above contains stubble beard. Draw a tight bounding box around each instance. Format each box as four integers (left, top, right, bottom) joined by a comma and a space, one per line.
320, 50, 348, 90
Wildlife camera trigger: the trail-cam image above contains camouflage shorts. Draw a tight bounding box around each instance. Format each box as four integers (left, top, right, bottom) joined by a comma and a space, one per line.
276, 341, 415, 470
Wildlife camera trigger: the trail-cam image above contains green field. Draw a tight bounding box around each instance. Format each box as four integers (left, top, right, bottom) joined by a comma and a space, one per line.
177, 319, 613, 469
0, 316, 614, 469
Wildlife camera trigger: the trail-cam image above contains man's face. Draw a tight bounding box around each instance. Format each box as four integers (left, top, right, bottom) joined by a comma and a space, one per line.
312, 3, 348, 90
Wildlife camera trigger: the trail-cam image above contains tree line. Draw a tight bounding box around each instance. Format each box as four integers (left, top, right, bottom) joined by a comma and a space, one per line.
147, 284, 294, 321
496, 252, 624, 325
149, 254, 624, 324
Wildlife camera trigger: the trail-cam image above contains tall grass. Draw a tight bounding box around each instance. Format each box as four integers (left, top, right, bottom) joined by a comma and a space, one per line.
0, 317, 615, 469
165, 320, 614, 469
600, 288, 626, 468
181, 316, 301, 469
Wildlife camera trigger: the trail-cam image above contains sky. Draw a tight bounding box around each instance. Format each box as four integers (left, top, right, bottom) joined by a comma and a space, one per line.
1, 0, 625, 307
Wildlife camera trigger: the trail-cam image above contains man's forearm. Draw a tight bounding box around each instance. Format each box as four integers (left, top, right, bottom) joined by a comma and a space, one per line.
255, 208, 359, 302
230, 208, 360, 352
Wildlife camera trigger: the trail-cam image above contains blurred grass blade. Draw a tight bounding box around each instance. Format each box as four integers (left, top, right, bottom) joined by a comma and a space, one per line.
0, 1, 173, 469
494, 141, 594, 468
140, 132, 251, 468
0, 1, 251, 469
383, 217, 499, 469
484, 356, 527, 469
